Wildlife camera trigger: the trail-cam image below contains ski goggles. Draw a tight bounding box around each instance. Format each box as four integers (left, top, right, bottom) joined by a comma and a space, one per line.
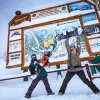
70, 45, 75, 48
31, 55, 36, 59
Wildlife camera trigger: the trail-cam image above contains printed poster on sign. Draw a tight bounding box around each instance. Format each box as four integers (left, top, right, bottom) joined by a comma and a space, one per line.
82, 13, 99, 25
31, 6, 68, 20
8, 52, 21, 66
9, 30, 21, 41
9, 40, 21, 53
70, 2, 94, 12
24, 19, 89, 66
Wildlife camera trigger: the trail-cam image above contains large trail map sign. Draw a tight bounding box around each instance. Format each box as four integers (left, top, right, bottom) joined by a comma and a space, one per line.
24, 19, 89, 66
7, 0, 100, 68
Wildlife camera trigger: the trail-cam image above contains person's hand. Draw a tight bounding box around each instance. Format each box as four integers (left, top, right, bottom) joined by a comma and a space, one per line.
35, 71, 38, 75
78, 26, 82, 35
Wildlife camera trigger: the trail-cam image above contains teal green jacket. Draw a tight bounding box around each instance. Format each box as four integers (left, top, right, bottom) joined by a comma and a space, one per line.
29, 60, 47, 78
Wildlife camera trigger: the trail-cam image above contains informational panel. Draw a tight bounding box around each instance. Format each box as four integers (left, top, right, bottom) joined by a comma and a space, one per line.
31, 5, 68, 20
82, 13, 99, 25
24, 19, 89, 66
7, 29, 22, 67
9, 40, 21, 53
8, 52, 21, 66
89, 38, 100, 53
9, 30, 21, 41
82, 25, 100, 36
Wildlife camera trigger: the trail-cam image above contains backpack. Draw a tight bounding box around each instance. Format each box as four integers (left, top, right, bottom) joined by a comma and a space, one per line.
29, 64, 36, 75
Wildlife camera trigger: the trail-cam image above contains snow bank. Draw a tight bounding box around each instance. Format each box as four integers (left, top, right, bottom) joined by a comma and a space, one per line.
0, 58, 100, 100
0, 72, 100, 100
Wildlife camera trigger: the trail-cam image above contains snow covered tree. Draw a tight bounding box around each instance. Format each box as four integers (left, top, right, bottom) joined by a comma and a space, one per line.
92, 0, 100, 10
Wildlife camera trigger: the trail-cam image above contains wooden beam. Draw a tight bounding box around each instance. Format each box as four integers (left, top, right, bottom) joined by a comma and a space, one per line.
88, 36, 100, 40
10, 11, 97, 32
0, 66, 86, 81
87, 63, 100, 81
92, 77, 100, 80
9, 39, 21, 42
88, 64, 100, 67
21, 56, 94, 70
6, 64, 22, 68
94, 5, 100, 22
79, 16, 84, 28
6, 23, 10, 66
0, 75, 30, 81
21, 28, 25, 67
8, 51, 22, 54
93, 52, 100, 55
85, 64, 92, 81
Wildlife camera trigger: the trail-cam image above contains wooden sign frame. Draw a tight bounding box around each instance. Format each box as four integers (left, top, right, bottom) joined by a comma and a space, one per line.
6, 0, 100, 69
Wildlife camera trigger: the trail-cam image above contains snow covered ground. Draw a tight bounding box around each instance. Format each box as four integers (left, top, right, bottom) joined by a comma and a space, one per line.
0, 58, 100, 100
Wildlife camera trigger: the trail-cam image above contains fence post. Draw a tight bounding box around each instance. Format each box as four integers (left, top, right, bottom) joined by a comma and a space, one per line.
23, 70, 28, 82
85, 64, 92, 82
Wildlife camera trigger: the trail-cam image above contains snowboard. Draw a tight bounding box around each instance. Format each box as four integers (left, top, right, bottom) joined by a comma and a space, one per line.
56, 26, 82, 41
40, 44, 55, 66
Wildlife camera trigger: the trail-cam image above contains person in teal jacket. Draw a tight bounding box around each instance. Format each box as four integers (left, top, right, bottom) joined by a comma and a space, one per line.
25, 54, 54, 98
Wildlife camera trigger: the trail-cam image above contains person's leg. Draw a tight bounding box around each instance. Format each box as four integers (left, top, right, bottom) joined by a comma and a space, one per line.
59, 72, 62, 78
57, 71, 62, 79
42, 77, 54, 95
77, 70, 100, 93
59, 71, 75, 94
25, 78, 40, 97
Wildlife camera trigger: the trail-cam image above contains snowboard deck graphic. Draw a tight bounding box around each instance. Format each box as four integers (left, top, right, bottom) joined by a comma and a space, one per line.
56, 29, 79, 41
40, 44, 55, 66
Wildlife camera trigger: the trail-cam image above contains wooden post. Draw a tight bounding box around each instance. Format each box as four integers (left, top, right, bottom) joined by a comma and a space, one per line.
21, 28, 28, 82
84, 34, 93, 56
23, 70, 28, 82
6, 23, 10, 66
85, 64, 92, 82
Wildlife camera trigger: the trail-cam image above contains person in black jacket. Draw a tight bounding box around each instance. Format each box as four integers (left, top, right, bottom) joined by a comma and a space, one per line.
58, 36, 100, 95
25, 54, 54, 98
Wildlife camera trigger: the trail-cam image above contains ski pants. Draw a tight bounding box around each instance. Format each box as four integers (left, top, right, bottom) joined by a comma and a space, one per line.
59, 70, 99, 94
26, 77, 53, 96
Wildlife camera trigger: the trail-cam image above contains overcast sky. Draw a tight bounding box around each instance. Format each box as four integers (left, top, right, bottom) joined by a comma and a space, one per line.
0, 0, 71, 56
1, 0, 95, 57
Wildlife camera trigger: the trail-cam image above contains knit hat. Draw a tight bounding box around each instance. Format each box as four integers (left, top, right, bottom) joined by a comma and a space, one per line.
69, 44, 76, 48
31, 54, 37, 61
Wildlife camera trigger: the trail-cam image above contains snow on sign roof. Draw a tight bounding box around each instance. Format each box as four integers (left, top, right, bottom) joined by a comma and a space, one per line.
30, 0, 81, 12
32, 0, 95, 12
87, 0, 95, 4
10, 0, 96, 28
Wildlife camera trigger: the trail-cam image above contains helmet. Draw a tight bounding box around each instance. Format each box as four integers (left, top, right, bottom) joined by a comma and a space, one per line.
31, 54, 37, 61
69, 44, 76, 48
